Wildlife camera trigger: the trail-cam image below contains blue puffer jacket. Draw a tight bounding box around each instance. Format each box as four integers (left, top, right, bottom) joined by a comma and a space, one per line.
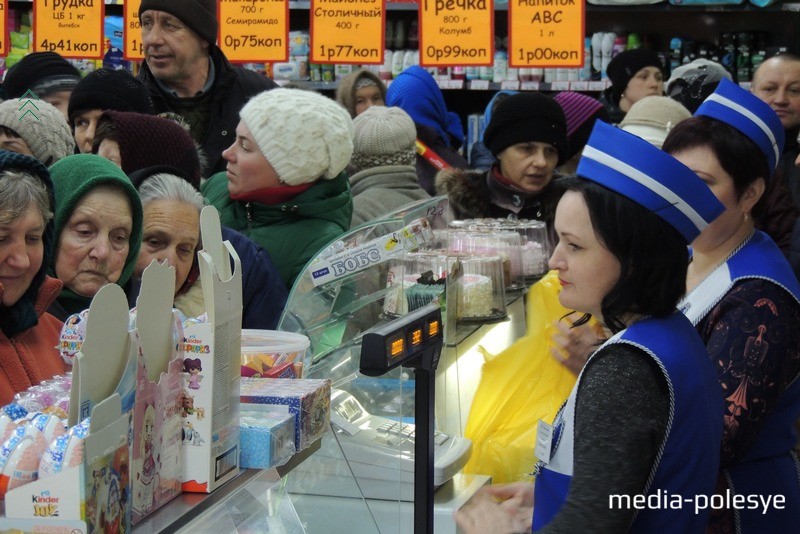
221, 226, 288, 330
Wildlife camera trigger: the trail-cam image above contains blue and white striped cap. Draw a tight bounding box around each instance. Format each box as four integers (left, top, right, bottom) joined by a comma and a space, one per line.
577, 121, 725, 243
695, 78, 784, 175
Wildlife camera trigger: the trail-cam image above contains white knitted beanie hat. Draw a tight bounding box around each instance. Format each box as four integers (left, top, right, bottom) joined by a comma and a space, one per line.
239, 88, 354, 186
349, 106, 417, 174
0, 98, 75, 166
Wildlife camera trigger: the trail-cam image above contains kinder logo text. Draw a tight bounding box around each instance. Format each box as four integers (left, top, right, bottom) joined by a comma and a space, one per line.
183, 336, 211, 354
32, 492, 59, 517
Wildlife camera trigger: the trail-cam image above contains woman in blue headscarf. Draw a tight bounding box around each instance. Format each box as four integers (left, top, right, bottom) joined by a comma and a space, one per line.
385, 66, 468, 194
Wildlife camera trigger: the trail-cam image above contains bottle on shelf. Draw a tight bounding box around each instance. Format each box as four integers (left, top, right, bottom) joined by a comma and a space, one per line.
591, 32, 604, 79
720, 33, 737, 77
601, 32, 615, 79
612, 35, 627, 58
737, 32, 753, 82
493, 50, 508, 83
391, 49, 405, 78
669, 37, 683, 75
395, 19, 406, 50
580, 37, 592, 81
403, 49, 416, 72
408, 20, 419, 50
380, 50, 393, 81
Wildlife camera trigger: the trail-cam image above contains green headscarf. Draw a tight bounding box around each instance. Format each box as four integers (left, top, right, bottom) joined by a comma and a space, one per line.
48, 154, 143, 315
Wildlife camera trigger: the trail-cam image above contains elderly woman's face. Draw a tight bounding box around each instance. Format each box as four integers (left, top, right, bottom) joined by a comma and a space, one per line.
55, 187, 133, 297
354, 85, 384, 116
222, 121, 281, 197
0, 203, 46, 307
135, 199, 200, 294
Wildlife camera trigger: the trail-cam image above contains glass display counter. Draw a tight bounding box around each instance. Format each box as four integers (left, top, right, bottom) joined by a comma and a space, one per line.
279, 197, 519, 532
134, 197, 524, 533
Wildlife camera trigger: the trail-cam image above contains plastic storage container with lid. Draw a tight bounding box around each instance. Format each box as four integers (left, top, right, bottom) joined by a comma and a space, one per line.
240, 330, 311, 379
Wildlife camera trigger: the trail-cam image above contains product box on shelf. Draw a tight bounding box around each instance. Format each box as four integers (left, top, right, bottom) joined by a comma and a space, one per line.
240, 378, 331, 452
180, 206, 243, 493
0, 284, 136, 533
239, 405, 296, 470
130, 261, 185, 523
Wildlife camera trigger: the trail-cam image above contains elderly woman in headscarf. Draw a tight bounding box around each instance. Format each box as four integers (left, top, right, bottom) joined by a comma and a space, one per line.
386, 66, 468, 195
336, 69, 387, 118
47, 154, 143, 319
0, 152, 67, 404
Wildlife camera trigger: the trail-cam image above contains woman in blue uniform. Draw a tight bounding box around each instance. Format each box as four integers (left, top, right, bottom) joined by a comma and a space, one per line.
456, 122, 726, 533
664, 79, 800, 533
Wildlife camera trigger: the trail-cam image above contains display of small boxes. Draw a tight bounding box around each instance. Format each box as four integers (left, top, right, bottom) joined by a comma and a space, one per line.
239, 406, 296, 470
240, 378, 331, 452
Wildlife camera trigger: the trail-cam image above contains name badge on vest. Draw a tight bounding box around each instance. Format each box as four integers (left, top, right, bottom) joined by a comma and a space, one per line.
535, 419, 554, 464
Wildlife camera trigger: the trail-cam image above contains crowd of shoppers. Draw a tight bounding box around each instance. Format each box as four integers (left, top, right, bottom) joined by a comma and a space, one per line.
1, 2, 798, 531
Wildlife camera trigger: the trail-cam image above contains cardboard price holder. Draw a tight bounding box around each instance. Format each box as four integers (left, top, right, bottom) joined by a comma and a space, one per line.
123, 0, 143, 61
508, 0, 585, 68
310, 0, 384, 65
219, 0, 289, 63
0, 1, 8, 58
33, 0, 104, 59
418, 0, 493, 67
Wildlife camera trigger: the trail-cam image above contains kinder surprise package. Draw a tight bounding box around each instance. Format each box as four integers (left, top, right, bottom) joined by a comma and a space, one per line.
180, 207, 243, 493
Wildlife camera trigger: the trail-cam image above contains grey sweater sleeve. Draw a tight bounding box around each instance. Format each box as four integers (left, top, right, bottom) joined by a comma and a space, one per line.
537, 344, 670, 533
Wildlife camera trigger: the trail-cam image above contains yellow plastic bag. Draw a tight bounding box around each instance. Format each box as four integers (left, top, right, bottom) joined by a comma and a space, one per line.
462, 271, 579, 483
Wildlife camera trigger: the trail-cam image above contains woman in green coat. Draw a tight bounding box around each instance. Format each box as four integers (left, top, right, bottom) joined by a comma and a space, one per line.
202, 88, 354, 289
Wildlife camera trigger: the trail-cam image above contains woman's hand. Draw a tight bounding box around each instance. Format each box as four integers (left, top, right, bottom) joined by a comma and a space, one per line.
454, 482, 534, 534
550, 315, 606, 376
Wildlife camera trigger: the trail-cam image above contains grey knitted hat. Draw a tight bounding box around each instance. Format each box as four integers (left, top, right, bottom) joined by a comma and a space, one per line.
0, 98, 75, 166
349, 106, 416, 174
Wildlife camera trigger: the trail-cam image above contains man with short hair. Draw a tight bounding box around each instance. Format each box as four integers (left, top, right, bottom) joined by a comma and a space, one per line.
137, 0, 277, 176
752, 54, 800, 211
744, 53, 800, 256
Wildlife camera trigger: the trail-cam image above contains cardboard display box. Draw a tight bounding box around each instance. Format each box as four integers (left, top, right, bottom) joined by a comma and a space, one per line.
180, 207, 243, 493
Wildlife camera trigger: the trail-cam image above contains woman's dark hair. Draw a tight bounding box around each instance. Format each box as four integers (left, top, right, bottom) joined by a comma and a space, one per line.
560, 176, 689, 333
662, 115, 769, 199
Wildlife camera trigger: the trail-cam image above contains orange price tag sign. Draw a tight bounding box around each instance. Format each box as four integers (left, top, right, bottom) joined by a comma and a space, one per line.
310, 0, 384, 65
33, 0, 104, 59
219, 0, 289, 63
123, 0, 143, 60
0, 1, 7, 57
508, 0, 584, 68
418, 0, 493, 67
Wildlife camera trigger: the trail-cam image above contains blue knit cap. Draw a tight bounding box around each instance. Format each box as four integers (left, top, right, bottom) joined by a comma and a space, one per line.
578, 121, 725, 243
695, 78, 784, 176
385, 66, 464, 149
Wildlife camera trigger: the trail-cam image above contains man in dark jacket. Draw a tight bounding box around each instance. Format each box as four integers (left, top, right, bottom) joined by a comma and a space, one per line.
136, 0, 277, 176
751, 53, 800, 256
